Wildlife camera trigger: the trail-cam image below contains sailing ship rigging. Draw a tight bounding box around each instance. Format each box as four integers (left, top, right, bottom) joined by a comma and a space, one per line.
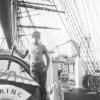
17, 0, 100, 74
0, 0, 100, 100
0, 0, 99, 76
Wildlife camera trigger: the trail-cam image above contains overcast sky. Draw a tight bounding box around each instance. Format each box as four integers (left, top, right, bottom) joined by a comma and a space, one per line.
0, 0, 100, 60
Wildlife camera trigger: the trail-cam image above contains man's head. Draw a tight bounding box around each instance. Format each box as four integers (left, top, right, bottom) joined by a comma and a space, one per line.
32, 31, 41, 43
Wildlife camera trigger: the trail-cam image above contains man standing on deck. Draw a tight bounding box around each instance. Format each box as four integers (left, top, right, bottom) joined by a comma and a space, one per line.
14, 31, 50, 100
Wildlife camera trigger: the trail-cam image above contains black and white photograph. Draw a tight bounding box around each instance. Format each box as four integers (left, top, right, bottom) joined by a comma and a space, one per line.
0, 0, 100, 100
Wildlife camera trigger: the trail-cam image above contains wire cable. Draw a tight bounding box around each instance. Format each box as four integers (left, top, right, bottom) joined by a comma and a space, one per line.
58, 0, 95, 74
51, 0, 89, 73
65, 0, 96, 73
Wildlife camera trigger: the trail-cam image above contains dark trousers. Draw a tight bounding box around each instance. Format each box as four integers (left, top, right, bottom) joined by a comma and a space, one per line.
30, 62, 47, 98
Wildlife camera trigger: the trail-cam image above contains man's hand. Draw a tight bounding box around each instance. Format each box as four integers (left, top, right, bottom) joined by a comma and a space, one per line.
13, 45, 17, 50
43, 66, 48, 72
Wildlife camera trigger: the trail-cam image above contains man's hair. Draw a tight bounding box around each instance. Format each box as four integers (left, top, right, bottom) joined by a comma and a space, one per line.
32, 31, 40, 37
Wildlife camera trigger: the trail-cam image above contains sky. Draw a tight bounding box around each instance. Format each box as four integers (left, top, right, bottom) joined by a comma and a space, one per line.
0, 0, 100, 60
20, 0, 70, 49
76, 0, 100, 60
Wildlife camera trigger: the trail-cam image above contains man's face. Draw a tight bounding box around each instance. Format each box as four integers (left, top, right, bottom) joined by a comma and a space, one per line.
33, 33, 40, 42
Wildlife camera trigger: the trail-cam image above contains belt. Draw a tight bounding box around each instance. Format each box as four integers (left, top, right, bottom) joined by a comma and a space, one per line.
30, 61, 44, 64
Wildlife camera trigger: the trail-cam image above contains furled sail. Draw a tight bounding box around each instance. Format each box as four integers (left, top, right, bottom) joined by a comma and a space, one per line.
0, 0, 12, 49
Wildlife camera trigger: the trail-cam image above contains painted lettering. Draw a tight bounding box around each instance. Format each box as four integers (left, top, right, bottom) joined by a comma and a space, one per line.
0, 85, 31, 100
18, 92, 22, 97
6, 88, 8, 93
11, 89, 16, 95
0, 89, 4, 94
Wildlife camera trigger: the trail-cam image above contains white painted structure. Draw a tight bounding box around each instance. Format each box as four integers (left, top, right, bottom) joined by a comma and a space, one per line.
46, 40, 85, 100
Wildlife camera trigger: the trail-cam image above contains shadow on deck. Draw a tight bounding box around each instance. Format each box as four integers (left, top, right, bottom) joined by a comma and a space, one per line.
64, 88, 100, 100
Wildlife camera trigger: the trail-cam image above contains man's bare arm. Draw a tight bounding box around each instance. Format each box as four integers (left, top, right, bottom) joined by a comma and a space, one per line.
43, 45, 50, 70
14, 47, 29, 59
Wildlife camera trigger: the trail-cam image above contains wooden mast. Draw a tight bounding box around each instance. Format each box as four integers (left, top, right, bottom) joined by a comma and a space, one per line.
0, 0, 13, 49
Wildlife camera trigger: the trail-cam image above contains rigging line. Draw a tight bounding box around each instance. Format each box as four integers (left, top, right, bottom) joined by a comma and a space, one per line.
21, 0, 36, 31
65, 0, 96, 73
21, 0, 34, 26
86, 0, 98, 42
51, 0, 89, 72
60, 0, 94, 74
59, 0, 80, 42
19, 36, 25, 50
73, 40, 89, 72
17, 4, 30, 46
0, 38, 5, 48
54, 0, 90, 72
18, 9, 30, 45
0, 69, 8, 78
67, 0, 92, 59
17, 23, 20, 46
58, 1, 81, 50
74, 0, 99, 70
82, 0, 90, 32
53, 18, 88, 72
18, 27, 29, 48
23, 72, 29, 84
17, 14, 40, 18
18, 25, 61, 30
92, 0, 100, 26
18, 34, 32, 36
20, 2, 61, 30
19, 71, 24, 83
71, 2, 96, 74
59, 0, 93, 72
12, 71, 17, 82
82, 0, 99, 68
88, 37, 99, 69
51, 0, 81, 62
6, 71, 13, 80
18, 1, 56, 7
67, 2, 95, 74
20, 38, 25, 50
21, 28, 29, 44
86, 0, 99, 69
73, 0, 87, 33
59, 0, 92, 73
91, 0, 100, 61
73, 0, 91, 44
50, 0, 73, 40
58, 1, 76, 42
38, 10, 49, 45
90, 38, 99, 67
18, 2, 65, 13
42, 0, 52, 3
16, 2, 21, 46
48, 0, 74, 42
18, 10, 36, 14
18, 10, 40, 18
74, 42, 88, 72
81, 1, 98, 65
17, 8, 23, 46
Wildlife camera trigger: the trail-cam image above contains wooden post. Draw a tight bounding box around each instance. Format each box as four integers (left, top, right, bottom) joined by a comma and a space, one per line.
46, 51, 60, 100
75, 56, 84, 88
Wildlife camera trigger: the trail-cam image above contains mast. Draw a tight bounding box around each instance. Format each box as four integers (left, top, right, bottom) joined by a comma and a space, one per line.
0, 0, 13, 49
11, 0, 18, 46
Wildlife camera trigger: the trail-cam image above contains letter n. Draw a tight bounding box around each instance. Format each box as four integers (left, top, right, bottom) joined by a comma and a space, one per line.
11, 89, 16, 95
0, 89, 4, 94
